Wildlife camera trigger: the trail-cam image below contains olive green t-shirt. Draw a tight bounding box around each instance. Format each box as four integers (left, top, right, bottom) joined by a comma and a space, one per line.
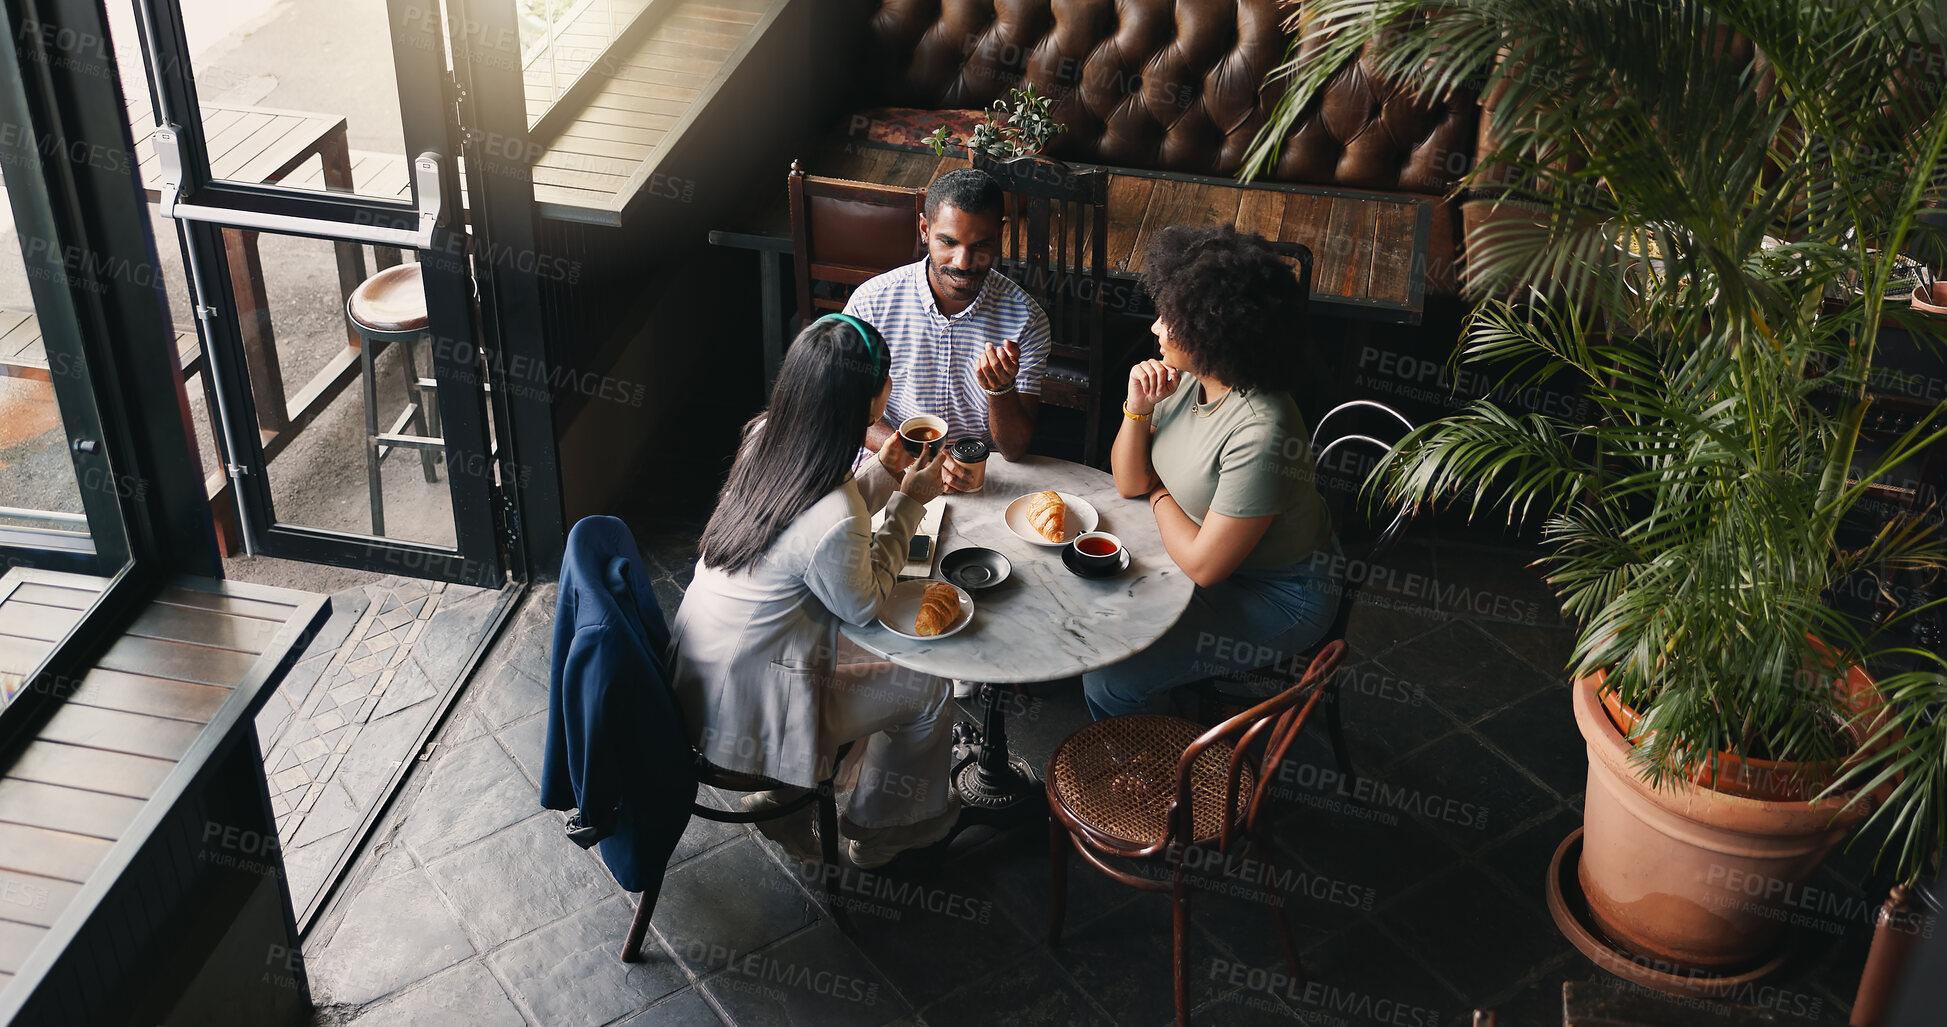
1148, 377, 1331, 570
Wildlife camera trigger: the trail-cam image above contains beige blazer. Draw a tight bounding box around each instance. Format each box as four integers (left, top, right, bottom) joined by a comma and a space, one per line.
667, 462, 921, 788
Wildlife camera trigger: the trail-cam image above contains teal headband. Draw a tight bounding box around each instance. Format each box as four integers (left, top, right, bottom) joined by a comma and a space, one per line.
817, 312, 885, 379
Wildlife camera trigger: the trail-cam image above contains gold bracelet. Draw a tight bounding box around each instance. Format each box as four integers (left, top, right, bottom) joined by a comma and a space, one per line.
1122, 402, 1150, 422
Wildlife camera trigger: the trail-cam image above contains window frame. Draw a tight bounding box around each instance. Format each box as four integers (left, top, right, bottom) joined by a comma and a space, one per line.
0, 0, 222, 747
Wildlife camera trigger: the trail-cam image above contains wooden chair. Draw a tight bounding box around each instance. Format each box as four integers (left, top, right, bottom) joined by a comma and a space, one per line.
787, 159, 925, 326
1047, 640, 1348, 1026
566, 515, 854, 963
622, 742, 851, 961
1189, 400, 1419, 778
975, 152, 1110, 464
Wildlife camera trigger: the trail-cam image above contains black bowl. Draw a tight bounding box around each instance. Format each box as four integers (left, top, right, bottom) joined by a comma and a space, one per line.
940, 546, 1012, 590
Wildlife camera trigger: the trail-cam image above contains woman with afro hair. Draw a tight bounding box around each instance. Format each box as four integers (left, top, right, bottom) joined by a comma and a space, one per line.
1083, 225, 1341, 719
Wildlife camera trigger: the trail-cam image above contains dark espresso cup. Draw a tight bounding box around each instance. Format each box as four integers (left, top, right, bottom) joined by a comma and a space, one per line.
898, 414, 948, 459
1072, 531, 1122, 574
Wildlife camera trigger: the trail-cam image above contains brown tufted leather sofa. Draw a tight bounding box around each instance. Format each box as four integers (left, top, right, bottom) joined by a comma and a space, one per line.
849, 0, 1481, 294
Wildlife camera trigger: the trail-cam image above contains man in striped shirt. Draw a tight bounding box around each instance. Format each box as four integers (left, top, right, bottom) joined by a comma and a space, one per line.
846, 168, 1051, 490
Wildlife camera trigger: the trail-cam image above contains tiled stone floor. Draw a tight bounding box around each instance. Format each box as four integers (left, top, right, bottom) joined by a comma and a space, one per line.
299, 521, 1896, 1026
257, 575, 513, 921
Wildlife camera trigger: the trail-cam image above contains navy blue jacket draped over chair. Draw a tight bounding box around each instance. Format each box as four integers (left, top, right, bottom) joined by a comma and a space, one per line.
542, 515, 696, 896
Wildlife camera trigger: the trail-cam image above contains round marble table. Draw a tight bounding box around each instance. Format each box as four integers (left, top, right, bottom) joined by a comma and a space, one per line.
840, 454, 1195, 814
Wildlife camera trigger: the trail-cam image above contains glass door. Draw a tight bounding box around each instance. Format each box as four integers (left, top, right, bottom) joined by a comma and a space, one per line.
0, 152, 131, 577
127, 0, 505, 587
0, 0, 224, 728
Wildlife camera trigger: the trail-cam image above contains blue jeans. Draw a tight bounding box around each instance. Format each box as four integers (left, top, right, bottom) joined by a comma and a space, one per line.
1083, 544, 1342, 720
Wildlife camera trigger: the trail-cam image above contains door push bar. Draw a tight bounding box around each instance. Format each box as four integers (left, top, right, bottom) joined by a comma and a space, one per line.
153, 127, 443, 250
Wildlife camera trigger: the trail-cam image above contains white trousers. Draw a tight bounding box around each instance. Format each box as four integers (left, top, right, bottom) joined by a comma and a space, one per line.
819, 637, 955, 832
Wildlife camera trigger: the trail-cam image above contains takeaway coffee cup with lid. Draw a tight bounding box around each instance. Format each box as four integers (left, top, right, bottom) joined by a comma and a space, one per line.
948, 438, 989, 492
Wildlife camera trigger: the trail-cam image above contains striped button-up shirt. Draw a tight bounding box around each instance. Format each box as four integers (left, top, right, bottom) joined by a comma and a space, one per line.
844, 259, 1051, 446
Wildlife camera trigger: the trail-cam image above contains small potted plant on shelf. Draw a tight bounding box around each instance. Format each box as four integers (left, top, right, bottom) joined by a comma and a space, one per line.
1247, 0, 1947, 986
924, 84, 1063, 162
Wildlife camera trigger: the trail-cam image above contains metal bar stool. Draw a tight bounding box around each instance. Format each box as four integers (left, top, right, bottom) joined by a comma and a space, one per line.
346, 261, 443, 536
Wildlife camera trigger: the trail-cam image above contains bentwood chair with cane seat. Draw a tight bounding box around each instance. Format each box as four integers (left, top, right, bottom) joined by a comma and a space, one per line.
1047, 640, 1349, 1027
1187, 400, 1417, 777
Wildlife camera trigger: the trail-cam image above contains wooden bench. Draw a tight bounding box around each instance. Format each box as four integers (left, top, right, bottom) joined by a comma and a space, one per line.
711, 138, 1435, 383
282, 148, 415, 201
0, 569, 327, 1023
841, 0, 1475, 295
0, 307, 202, 383
123, 94, 378, 362
0, 571, 105, 707
797, 140, 1432, 320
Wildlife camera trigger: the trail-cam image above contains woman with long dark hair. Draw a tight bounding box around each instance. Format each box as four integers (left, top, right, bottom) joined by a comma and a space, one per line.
669, 314, 959, 868
1085, 225, 1341, 719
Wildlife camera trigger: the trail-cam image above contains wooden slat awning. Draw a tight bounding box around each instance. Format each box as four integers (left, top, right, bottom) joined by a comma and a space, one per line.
527, 0, 781, 224
0, 569, 327, 1014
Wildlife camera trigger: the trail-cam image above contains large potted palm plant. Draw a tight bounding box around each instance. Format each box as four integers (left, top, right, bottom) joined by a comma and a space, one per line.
1247, 0, 1947, 986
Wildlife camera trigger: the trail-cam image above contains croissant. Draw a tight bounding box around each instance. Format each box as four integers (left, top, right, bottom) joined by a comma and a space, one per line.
1027, 490, 1066, 542
914, 582, 961, 637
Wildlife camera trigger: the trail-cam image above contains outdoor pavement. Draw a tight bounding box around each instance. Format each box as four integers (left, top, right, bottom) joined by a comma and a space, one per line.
297, 519, 1895, 1027
2, 0, 455, 545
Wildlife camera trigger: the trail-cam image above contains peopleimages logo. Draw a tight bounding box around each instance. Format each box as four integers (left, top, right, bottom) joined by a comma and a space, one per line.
1295, 981, 1442, 1027
0, 876, 49, 912
1208, 962, 1442, 1027
1163, 843, 1378, 911
1592, 962, 1824, 1020
1275, 762, 1490, 830
796, 862, 994, 924
682, 942, 880, 1005
1705, 865, 1934, 938
18, 233, 162, 292
1355, 344, 1589, 421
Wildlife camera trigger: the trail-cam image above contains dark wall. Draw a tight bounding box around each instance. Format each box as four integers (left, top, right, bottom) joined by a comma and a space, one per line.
528, 0, 1500, 529
535, 0, 860, 526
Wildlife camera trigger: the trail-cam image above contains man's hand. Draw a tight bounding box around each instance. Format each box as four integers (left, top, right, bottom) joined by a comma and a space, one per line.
942, 452, 976, 492
1126, 359, 1181, 416
975, 340, 1021, 393
981, 338, 1038, 462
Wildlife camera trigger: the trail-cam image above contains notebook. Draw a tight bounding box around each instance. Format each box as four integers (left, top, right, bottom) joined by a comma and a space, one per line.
872, 497, 947, 580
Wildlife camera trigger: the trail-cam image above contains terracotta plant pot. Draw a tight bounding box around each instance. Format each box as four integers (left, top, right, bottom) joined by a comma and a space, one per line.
1594, 682, 1855, 802
1572, 670, 1882, 971
1912, 282, 1947, 316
